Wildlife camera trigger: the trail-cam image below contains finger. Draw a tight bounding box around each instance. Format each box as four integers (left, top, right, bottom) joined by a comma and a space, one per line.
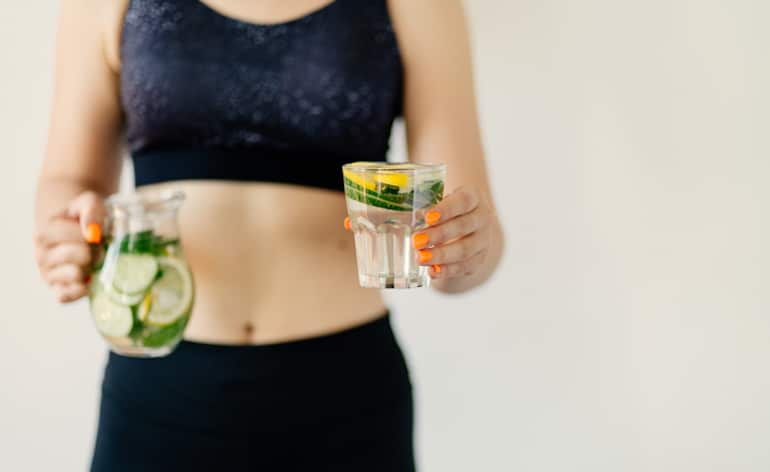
413, 207, 489, 249
44, 263, 86, 286
417, 228, 490, 266
52, 283, 88, 303
67, 191, 107, 243
41, 242, 92, 271
424, 187, 481, 227
430, 249, 489, 280
35, 219, 84, 248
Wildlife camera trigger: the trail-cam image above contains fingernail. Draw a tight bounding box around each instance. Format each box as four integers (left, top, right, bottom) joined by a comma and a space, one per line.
86, 223, 102, 244
412, 232, 429, 249
432, 264, 442, 274
418, 250, 433, 264
426, 211, 441, 226
84, 274, 92, 285
344, 217, 352, 231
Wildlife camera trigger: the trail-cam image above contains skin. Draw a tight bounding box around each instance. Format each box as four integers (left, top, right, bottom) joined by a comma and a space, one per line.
35, 0, 504, 344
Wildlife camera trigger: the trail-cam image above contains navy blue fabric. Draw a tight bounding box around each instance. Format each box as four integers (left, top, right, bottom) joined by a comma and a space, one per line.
121, 0, 403, 190
91, 315, 415, 471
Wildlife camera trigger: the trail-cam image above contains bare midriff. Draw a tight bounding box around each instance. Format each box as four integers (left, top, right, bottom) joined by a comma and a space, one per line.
140, 180, 387, 345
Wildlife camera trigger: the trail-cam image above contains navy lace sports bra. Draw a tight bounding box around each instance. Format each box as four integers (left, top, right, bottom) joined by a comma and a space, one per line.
121, 0, 403, 191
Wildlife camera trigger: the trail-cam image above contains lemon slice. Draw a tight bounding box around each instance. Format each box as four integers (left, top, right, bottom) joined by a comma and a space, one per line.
375, 172, 409, 188
137, 293, 152, 323
343, 163, 410, 191
145, 257, 193, 327
343, 168, 376, 190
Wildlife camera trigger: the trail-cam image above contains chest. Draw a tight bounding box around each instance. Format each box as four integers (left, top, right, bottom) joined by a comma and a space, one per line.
119, 0, 402, 153
197, 0, 336, 25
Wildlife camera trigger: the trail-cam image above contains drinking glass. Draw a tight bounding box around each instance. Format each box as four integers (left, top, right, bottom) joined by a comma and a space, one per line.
343, 162, 446, 288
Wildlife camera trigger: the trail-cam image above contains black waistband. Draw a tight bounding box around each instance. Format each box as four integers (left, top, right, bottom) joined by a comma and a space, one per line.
132, 147, 373, 192
98, 312, 413, 439
106, 312, 395, 374
172, 312, 394, 363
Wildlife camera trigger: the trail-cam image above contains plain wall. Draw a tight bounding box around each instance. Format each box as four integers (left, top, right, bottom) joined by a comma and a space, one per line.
1, 1, 767, 470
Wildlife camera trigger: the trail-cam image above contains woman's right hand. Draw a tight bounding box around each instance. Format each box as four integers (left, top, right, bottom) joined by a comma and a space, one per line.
35, 191, 107, 303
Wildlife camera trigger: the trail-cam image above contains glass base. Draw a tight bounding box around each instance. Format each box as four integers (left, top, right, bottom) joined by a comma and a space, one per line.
359, 274, 430, 289
108, 345, 174, 358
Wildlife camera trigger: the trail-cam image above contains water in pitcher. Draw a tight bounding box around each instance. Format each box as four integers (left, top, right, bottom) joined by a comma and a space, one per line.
88, 191, 194, 357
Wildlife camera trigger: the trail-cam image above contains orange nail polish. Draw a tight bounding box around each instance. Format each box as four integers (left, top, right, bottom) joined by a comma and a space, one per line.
85, 223, 102, 244
412, 233, 429, 249
432, 264, 442, 274
418, 250, 433, 264
426, 210, 441, 226
344, 217, 352, 231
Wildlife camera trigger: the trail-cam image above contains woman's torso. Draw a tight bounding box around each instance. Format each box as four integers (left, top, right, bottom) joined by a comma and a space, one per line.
112, 0, 403, 344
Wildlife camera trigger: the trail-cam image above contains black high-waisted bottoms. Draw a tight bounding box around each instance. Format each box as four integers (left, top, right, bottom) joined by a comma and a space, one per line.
91, 314, 415, 471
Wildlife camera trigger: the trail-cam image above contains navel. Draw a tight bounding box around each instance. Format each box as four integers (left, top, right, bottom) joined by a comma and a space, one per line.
243, 322, 255, 336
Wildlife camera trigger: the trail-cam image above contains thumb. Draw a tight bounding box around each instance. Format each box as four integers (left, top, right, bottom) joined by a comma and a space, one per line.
67, 191, 107, 243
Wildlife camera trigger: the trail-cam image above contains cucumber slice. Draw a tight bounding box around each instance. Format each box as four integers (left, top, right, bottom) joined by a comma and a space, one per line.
90, 270, 144, 307
145, 257, 193, 327
342, 176, 446, 211
106, 289, 145, 307
345, 185, 413, 211
112, 254, 159, 295
91, 291, 133, 338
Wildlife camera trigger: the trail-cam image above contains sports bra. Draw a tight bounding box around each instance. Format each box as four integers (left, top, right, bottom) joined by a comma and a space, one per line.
120, 0, 403, 191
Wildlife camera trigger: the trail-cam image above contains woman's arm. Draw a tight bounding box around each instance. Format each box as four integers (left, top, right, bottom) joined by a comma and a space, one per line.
34, 0, 126, 302
389, 0, 505, 294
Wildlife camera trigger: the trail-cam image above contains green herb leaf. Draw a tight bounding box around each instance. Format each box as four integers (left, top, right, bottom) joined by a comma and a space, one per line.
141, 315, 189, 348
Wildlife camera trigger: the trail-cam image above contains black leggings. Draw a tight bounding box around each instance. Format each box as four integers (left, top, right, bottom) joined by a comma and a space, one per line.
91, 315, 415, 471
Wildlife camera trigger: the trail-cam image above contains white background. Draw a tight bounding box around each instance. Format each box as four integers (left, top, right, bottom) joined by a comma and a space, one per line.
1, 1, 767, 470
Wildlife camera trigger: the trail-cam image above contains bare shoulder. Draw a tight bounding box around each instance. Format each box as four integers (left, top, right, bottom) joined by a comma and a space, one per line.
101, 0, 131, 72
385, 0, 474, 100
386, 0, 469, 61
386, 0, 466, 25
57, 0, 129, 72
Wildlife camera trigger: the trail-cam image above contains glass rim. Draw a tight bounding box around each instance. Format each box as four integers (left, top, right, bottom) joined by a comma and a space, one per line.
342, 161, 446, 175
106, 189, 186, 213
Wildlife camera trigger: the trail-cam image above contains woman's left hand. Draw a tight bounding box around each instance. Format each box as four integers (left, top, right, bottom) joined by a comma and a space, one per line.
411, 186, 493, 280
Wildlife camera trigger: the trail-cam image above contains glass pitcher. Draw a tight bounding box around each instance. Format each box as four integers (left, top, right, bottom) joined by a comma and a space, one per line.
88, 190, 194, 358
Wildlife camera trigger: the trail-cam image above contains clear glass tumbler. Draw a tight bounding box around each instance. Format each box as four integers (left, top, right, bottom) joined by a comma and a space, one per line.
88, 190, 194, 357
343, 162, 446, 288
